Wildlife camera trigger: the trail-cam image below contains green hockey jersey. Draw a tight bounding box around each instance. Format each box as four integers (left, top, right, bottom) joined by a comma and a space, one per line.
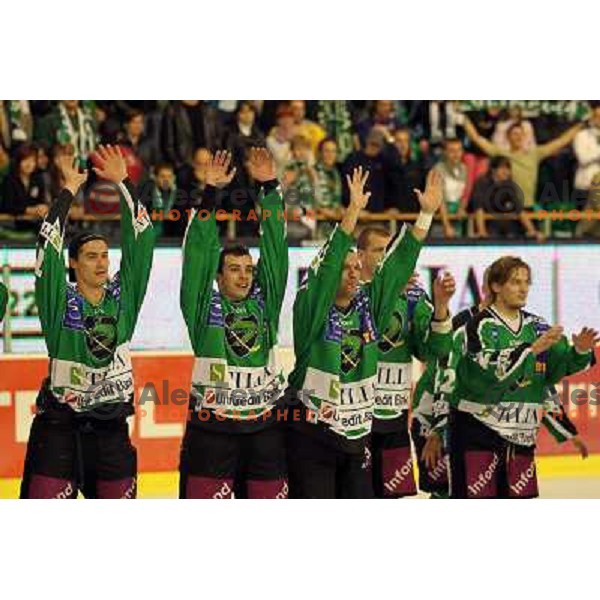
373, 285, 452, 431
288, 224, 422, 450
436, 306, 592, 446
35, 181, 154, 414
0, 282, 7, 323
180, 182, 288, 429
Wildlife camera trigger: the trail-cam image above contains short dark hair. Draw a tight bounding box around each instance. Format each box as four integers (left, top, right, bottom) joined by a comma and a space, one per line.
490, 156, 511, 171
218, 245, 252, 274
356, 226, 390, 250
487, 256, 531, 301
67, 232, 109, 282
125, 109, 144, 124
154, 162, 174, 177
318, 137, 337, 154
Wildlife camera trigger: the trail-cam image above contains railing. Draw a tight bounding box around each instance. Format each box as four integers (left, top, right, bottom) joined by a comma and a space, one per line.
2, 209, 599, 241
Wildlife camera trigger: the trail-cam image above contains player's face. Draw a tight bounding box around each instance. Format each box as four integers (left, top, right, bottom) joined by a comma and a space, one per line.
218, 255, 254, 301
72, 240, 110, 289
494, 267, 531, 309
338, 252, 362, 299
358, 233, 390, 280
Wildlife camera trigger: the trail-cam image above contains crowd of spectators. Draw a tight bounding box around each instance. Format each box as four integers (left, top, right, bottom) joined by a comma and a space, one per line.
1, 100, 600, 244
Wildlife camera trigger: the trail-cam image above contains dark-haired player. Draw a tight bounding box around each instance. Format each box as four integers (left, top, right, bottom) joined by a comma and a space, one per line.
179, 148, 289, 499
20, 145, 154, 499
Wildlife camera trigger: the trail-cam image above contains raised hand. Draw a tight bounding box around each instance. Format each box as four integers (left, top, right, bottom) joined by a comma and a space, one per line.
205, 150, 237, 188
247, 147, 276, 183
57, 153, 88, 195
92, 144, 128, 184
346, 166, 371, 211
433, 271, 456, 306
572, 327, 600, 354
414, 169, 443, 215
531, 325, 564, 356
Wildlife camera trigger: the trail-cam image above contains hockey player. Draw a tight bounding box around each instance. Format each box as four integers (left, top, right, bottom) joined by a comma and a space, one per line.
20, 145, 154, 499
356, 226, 455, 498
438, 256, 598, 498
179, 148, 289, 499
285, 167, 443, 498
419, 266, 590, 498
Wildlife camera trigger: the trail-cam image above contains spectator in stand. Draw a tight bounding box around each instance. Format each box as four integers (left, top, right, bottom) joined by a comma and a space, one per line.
0, 101, 33, 150
267, 103, 296, 177
178, 146, 211, 202
492, 105, 537, 152
289, 100, 326, 155
313, 137, 343, 239
573, 102, 600, 210
432, 138, 468, 238
0, 144, 48, 231
283, 135, 317, 207
118, 109, 160, 186
463, 113, 584, 209
392, 126, 426, 213
0, 144, 10, 186
144, 163, 181, 239
224, 101, 265, 183
342, 128, 394, 213
34, 101, 97, 167
161, 101, 223, 173
576, 172, 600, 238
471, 156, 543, 241
355, 100, 402, 148
45, 144, 77, 203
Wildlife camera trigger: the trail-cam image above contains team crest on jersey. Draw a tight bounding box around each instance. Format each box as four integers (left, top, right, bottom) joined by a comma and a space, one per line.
341, 328, 363, 374
224, 313, 260, 357
84, 315, 118, 361
379, 310, 405, 353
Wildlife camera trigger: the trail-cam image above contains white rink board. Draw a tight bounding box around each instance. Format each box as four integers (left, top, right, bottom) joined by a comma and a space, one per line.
1, 243, 595, 353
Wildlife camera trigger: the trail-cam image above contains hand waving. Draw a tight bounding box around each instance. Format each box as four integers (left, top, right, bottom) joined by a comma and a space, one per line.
414, 169, 443, 215
346, 166, 371, 211
92, 145, 128, 184
205, 150, 237, 188
57, 154, 88, 195
247, 147, 276, 183
572, 327, 600, 354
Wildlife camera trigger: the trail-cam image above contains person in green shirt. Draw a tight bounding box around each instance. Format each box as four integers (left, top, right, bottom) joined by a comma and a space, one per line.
431, 256, 597, 498
20, 145, 154, 499
285, 168, 443, 498
357, 226, 455, 497
178, 148, 289, 499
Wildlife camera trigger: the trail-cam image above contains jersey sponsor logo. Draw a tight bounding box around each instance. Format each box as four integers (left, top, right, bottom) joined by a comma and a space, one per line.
379, 310, 405, 353
224, 313, 260, 357
209, 363, 227, 383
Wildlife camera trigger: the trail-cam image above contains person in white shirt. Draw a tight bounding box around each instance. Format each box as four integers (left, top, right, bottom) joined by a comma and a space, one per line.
573, 103, 600, 207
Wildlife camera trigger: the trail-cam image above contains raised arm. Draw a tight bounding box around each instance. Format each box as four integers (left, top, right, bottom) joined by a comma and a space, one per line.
538, 122, 584, 160
180, 151, 235, 354
545, 326, 598, 384
92, 145, 155, 341
35, 155, 87, 355
249, 148, 288, 334
462, 114, 502, 157
369, 169, 442, 332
